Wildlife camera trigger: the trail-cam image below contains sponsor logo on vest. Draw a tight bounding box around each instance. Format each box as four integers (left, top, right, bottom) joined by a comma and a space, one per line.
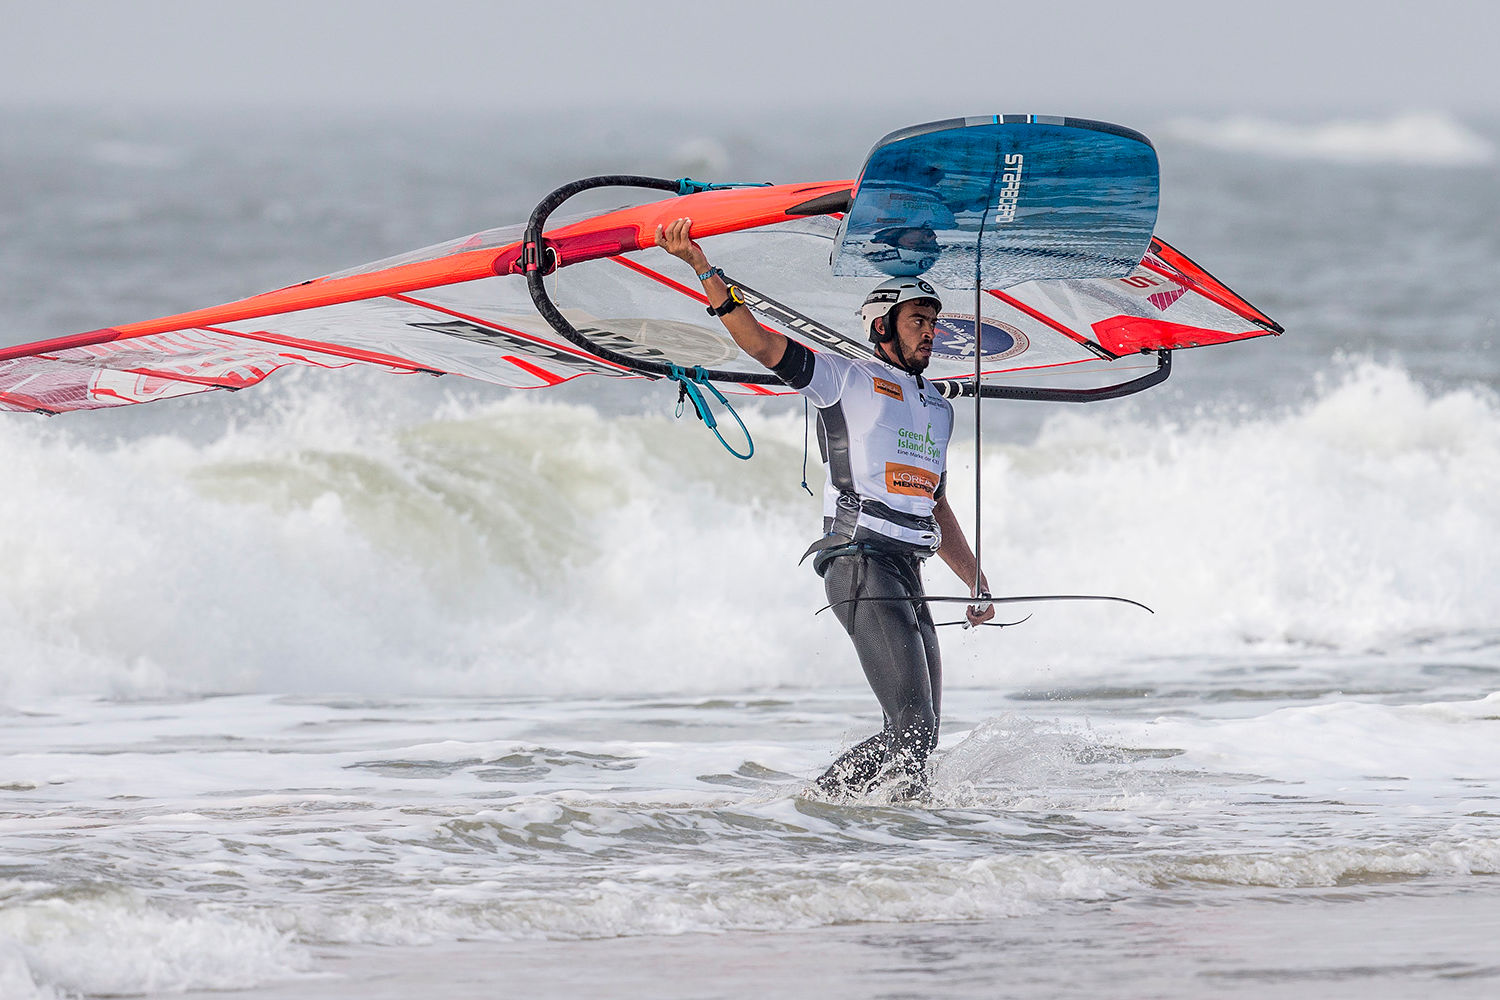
872, 376, 904, 401
886, 462, 939, 498
896, 423, 941, 462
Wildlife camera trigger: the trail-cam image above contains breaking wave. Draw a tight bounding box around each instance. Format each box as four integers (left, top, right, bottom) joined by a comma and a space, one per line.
1, 359, 1497, 700
1162, 111, 1496, 166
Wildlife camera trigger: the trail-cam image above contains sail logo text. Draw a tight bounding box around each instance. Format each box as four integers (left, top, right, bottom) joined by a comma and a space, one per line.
410, 320, 630, 379
736, 281, 879, 362
995, 153, 1024, 223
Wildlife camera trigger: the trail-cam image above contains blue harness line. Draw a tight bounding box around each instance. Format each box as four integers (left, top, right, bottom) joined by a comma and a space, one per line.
668, 364, 754, 460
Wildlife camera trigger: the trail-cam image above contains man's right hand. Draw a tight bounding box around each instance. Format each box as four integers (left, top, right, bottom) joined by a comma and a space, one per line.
654, 217, 787, 371
656, 218, 708, 272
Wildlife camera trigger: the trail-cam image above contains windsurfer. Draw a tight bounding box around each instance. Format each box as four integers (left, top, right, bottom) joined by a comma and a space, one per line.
658, 217, 994, 799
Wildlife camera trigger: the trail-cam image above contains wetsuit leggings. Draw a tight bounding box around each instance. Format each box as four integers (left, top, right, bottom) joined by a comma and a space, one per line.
817, 548, 941, 794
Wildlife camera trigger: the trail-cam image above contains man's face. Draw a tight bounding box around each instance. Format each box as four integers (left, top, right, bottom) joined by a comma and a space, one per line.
893, 226, 940, 254
881, 301, 939, 372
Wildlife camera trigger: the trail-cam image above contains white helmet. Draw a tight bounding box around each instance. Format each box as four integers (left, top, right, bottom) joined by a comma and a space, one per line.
860, 277, 943, 343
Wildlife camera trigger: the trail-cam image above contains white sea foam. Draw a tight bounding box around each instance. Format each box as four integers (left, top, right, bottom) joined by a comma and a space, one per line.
0, 388, 841, 701
27, 832, 1481, 958
0, 945, 61, 1000
1108, 692, 1500, 787
1163, 111, 1496, 166
273, 849, 1140, 945
3, 687, 1496, 995
965, 359, 1500, 672
2, 361, 1496, 700
0, 883, 309, 998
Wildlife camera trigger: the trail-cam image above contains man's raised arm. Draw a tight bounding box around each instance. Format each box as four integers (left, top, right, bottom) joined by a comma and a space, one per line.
656, 217, 787, 370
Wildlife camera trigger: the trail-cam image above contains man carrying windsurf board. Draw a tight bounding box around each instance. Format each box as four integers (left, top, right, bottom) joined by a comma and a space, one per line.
658, 217, 994, 799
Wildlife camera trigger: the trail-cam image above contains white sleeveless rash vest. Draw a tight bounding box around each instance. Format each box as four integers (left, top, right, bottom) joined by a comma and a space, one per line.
773, 340, 954, 553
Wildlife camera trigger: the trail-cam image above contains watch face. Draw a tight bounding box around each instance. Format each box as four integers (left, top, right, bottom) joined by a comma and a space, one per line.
729, 285, 745, 304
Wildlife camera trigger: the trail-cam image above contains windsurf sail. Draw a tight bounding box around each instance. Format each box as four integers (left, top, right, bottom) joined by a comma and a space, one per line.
0, 125, 1280, 418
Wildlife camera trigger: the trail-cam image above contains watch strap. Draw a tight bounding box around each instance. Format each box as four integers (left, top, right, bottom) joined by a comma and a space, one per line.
706, 285, 744, 317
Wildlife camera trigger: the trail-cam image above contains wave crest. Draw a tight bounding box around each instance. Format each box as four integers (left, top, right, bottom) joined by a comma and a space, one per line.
1163, 111, 1496, 166
2, 361, 1497, 699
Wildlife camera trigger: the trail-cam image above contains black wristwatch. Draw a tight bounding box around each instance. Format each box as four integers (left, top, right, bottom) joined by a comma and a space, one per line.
706, 284, 745, 317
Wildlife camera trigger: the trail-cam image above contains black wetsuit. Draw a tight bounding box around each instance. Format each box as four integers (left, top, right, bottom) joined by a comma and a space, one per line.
815, 544, 941, 796
772, 339, 954, 797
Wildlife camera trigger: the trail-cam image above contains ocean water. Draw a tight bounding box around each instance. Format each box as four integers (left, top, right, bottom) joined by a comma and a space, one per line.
1, 107, 1499, 998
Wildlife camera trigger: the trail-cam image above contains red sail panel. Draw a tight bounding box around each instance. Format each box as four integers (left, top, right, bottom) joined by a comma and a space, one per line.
1145, 237, 1283, 333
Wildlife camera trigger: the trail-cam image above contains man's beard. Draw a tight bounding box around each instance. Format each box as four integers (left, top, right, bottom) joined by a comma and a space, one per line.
879, 340, 929, 374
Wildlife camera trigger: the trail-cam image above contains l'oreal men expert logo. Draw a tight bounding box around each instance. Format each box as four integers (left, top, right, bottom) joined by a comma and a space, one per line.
872, 377, 904, 401
886, 463, 939, 498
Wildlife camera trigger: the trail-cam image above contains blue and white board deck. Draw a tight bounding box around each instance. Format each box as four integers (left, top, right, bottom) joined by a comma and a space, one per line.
832, 115, 1160, 289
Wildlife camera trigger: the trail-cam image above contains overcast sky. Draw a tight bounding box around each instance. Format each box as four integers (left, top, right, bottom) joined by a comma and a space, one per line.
1, 0, 1496, 119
